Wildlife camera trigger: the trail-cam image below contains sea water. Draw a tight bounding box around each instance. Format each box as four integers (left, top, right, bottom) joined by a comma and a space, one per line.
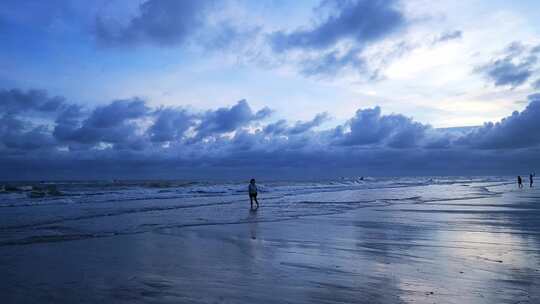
0, 176, 514, 246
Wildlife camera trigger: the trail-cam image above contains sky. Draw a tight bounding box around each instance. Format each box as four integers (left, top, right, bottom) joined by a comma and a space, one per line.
2, 0, 540, 180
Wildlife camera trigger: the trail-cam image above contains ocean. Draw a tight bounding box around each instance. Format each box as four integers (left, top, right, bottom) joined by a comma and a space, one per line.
0, 176, 513, 246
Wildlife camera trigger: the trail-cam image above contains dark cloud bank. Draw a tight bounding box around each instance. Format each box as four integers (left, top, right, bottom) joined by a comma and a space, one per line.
2, 88, 540, 180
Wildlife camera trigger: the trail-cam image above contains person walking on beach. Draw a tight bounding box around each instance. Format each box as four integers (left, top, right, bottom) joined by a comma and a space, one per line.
248, 179, 259, 209
530, 173, 535, 188
518, 176, 523, 189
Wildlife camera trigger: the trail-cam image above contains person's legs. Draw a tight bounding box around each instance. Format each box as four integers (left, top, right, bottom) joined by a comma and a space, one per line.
249, 195, 254, 209
254, 195, 259, 208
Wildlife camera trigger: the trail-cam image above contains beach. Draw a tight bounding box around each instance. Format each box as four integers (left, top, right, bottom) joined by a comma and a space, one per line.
1, 177, 540, 303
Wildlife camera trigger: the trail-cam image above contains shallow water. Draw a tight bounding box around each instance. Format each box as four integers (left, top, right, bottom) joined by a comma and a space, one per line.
1, 176, 539, 303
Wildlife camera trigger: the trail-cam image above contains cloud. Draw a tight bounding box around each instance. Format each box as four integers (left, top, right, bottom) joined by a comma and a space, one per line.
2, 123, 55, 151
290, 112, 330, 134
195, 99, 271, 139
196, 22, 262, 51
92, 0, 409, 79
533, 78, 540, 90
0, 89, 64, 152
270, 0, 405, 52
0, 116, 56, 152
300, 47, 365, 77
84, 98, 150, 128
4, 87, 540, 179
456, 94, 540, 149
86, 98, 149, 128
338, 107, 429, 148
53, 104, 86, 142
267, 0, 408, 78
54, 98, 150, 146
264, 112, 330, 135
148, 107, 194, 142
433, 30, 462, 44
0, 89, 66, 116
95, 0, 214, 47
476, 42, 539, 88
478, 57, 534, 87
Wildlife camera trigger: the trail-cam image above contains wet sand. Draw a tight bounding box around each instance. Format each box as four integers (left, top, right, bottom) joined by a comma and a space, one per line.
1, 182, 540, 303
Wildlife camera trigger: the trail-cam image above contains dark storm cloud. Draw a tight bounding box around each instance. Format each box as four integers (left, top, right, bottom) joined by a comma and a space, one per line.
339, 107, 428, 148
5, 87, 540, 179
290, 112, 330, 134
264, 113, 330, 135
456, 94, 540, 149
52, 98, 150, 146
95, 0, 214, 47
53, 104, 85, 142
148, 107, 194, 142
0, 89, 66, 115
0, 89, 65, 152
270, 0, 405, 52
263, 119, 288, 135
476, 42, 539, 88
2, 124, 55, 151
85, 98, 149, 128
195, 100, 271, 139
0, 114, 56, 152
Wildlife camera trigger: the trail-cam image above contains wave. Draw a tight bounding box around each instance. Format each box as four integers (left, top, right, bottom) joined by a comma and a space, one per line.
0, 176, 519, 248
0, 176, 514, 208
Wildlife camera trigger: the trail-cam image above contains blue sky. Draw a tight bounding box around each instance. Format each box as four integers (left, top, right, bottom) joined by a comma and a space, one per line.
2, 0, 540, 179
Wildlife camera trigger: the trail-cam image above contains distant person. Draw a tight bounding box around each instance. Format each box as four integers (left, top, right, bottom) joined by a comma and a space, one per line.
530, 173, 535, 188
518, 176, 523, 189
248, 179, 259, 209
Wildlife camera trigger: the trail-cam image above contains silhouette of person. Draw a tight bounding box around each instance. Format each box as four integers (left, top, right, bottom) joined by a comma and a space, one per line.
518, 176, 523, 189
530, 173, 535, 188
248, 179, 259, 209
